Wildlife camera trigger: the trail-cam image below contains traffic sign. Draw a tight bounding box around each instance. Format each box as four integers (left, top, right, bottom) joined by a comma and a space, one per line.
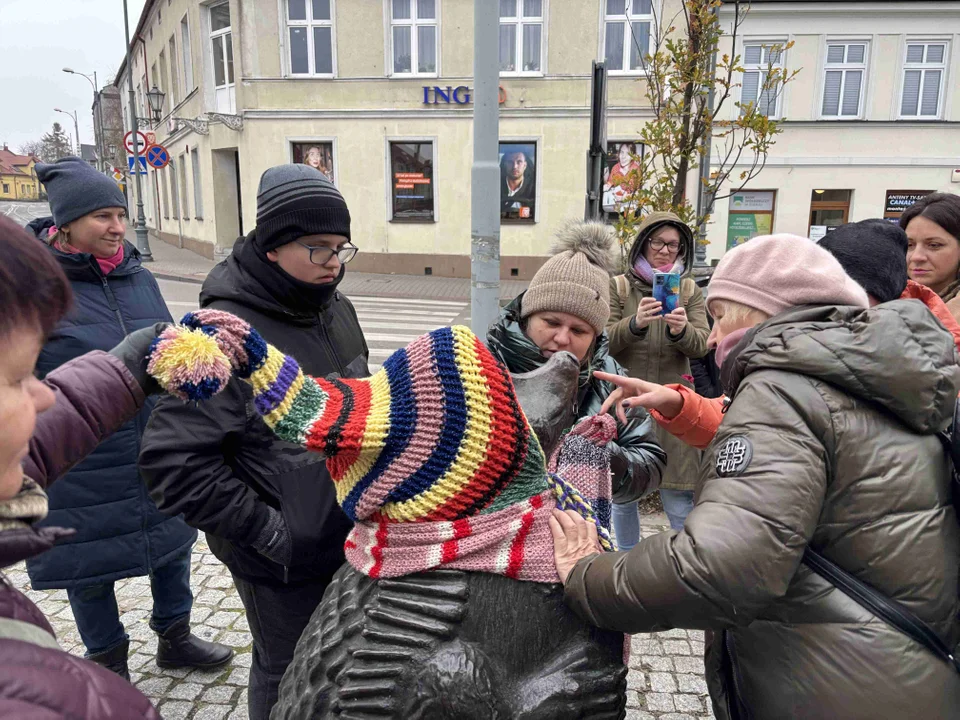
128, 156, 147, 175
145, 132, 157, 145
123, 130, 148, 154
145, 144, 170, 169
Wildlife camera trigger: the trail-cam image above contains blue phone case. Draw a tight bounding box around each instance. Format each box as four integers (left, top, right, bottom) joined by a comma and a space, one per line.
653, 272, 681, 315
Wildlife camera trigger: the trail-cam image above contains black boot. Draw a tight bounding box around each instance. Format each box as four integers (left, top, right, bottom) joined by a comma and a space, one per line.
87, 639, 131, 681
155, 617, 234, 670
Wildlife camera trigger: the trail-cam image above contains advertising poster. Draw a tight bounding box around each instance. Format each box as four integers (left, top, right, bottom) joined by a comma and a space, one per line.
727, 191, 775, 249
499, 142, 537, 221
603, 141, 643, 213
390, 142, 434, 221
291, 142, 334, 183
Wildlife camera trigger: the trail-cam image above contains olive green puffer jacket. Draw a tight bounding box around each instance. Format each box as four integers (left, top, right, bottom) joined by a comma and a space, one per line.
487, 294, 666, 502
564, 301, 960, 720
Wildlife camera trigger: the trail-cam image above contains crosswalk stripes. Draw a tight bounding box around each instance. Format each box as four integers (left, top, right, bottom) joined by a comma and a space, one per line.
349, 295, 468, 373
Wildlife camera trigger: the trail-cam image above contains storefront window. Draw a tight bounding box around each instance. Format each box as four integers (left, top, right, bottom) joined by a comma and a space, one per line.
499, 142, 537, 222
390, 141, 435, 222
727, 191, 776, 249
809, 189, 851, 240
291, 141, 335, 183
884, 190, 933, 224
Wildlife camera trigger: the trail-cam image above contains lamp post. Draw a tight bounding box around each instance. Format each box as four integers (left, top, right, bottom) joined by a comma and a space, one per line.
146, 85, 166, 125
63, 68, 104, 172
122, 0, 152, 260
53, 108, 81, 157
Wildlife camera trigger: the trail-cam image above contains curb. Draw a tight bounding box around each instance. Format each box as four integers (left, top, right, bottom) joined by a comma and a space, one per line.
151, 271, 206, 285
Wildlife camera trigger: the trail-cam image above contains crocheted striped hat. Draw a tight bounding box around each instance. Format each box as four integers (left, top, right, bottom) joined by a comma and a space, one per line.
148, 310, 616, 582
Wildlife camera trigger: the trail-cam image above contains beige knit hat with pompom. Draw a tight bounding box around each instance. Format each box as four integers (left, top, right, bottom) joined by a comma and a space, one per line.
521, 220, 614, 335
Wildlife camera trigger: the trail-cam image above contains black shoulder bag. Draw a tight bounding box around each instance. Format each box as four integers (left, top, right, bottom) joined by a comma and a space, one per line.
801, 399, 960, 674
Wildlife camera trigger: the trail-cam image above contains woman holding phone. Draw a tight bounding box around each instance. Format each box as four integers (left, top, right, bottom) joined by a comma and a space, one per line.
607, 211, 710, 542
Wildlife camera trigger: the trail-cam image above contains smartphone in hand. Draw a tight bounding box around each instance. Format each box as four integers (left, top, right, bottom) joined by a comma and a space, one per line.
653, 272, 681, 315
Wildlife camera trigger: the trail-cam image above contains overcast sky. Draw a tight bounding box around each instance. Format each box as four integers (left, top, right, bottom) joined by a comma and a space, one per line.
0, 0, 147, 151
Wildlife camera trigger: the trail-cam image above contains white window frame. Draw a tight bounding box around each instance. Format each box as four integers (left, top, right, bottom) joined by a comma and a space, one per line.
385, 0, 439, 78
739, 39, 787, 120
190, 147, 204, 220
499, 0, 546, 77
208, 1, 236, 114
898, 38, 949, 120
287, 136, 339, 185
600, 0, 655, 76
178, 153, 190, 219
499, 136, 541, 224
180, 14, 195, 94
283, 0, 336, 77
385, 136, 439, 223
168, 35, 180, 108
819, 39, 869, 120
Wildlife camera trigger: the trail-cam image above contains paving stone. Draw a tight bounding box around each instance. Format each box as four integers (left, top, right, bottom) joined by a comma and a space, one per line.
194, 624, 221, 642
158, 700, 192, 719
195, 706, 232, 720
663, 640, 692, 655
625, 689, 643, 708
226, 667, 250, 685
626, 668, 646, 690
228, 707, 250, 720
633, 638, 662, 655
192, 606, 214, 623
690, 641, 705, 655
650, 672, 678, 693
645, 692, 676, 712
206, 575, 236, 589
641, 655, 674, 672
137, 676, 173, 695
658, 628, 688, 639
625, 711, 656, 720
167, 682, 204, 700
660, 714, 696, 720
207, 611, 242, 628
233, 652, 253, 668
677, 674, 709, 694
128, 652, 154, 671
220, 596, 246, 610
687, 630, 705, 642
220, 631, 252, 648
185, 667, 228, 684
676, 694, 705, 713
233, 614, 249, 632
674, 656, 706, 675
197, 589, 228, 605
203, 685, 237, 703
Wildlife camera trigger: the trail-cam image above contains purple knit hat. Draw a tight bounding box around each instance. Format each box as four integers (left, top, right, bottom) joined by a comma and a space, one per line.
707, 234, 870, 318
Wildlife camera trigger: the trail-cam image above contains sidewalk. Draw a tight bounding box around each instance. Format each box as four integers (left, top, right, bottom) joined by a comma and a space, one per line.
139, 233, 530, 302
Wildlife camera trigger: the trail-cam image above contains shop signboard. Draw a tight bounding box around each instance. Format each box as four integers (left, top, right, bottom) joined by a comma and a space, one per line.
727, 191, 775, 249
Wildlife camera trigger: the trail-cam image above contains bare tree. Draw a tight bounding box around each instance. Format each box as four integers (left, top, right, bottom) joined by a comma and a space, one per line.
609, 0, 798, 267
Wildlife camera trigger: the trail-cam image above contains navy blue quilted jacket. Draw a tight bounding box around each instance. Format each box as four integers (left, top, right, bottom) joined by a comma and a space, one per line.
26, 230, 196, 589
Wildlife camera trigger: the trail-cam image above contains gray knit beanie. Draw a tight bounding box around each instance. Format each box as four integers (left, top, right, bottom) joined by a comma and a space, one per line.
521, 220, 614, 335
255, 164, 350, 251
35, 157, 127, 228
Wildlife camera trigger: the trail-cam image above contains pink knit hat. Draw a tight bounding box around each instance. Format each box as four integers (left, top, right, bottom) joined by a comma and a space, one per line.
707, 234, 870, 318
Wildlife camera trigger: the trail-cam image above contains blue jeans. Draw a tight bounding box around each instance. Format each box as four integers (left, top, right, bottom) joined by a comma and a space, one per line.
611, 490, 697, 551
67, 550, 194, 656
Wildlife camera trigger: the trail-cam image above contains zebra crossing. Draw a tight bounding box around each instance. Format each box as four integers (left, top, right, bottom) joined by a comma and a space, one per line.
350, 295, 468, 372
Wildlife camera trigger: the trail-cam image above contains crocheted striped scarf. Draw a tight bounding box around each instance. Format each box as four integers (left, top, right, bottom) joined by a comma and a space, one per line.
147, 309, 616, 583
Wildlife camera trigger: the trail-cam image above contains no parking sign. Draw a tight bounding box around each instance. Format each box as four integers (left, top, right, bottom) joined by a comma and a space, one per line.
145, 144, 170, 170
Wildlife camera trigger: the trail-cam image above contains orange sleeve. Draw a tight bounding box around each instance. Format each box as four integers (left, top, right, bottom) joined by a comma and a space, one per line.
901, 280, 960, 355
649, 385, 725, 451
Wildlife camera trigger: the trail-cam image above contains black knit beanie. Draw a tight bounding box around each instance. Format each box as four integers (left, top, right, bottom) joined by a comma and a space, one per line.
35, 157, 127, 228
819, 219, 908, 304
255, 164, 350, 252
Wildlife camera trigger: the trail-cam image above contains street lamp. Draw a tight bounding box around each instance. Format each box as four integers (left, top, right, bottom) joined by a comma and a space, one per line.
122, 0, 152, 260
63, 67, 105, 172
53, 108, 81, 157
146, 85, 165, 124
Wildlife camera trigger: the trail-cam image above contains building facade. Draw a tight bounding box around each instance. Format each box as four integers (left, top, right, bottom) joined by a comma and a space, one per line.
711, 0, 960, 254
116, 0, 960, 275
0, 145, 39, 201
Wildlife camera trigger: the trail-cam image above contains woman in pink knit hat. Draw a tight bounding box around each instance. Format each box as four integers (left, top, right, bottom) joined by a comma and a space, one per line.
550, 234, 960, 720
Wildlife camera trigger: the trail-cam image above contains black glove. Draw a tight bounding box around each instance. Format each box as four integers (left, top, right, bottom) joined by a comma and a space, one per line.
252, 507, 293, 567
108, 322, 169, 396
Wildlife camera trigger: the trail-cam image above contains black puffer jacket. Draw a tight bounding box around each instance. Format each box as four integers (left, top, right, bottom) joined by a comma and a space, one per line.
487, 294, 665, 502
140, 233, 369, 586
565, 301, 960, 719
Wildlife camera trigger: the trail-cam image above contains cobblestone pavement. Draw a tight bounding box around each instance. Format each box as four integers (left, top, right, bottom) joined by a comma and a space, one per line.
9, 524, 712, 720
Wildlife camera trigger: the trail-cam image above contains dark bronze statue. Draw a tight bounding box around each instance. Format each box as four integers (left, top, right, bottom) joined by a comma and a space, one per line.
271, 352, 627, 720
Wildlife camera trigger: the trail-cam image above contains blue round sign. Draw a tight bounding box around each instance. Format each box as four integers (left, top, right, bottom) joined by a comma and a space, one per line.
145, 144, 170, 169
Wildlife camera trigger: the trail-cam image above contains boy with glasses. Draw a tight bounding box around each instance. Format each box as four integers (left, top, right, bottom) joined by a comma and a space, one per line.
140, 164, 368, 720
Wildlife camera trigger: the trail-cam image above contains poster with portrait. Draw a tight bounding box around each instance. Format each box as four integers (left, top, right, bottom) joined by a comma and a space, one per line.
291, 142, 335, 183
603, 141, 644, 213
499, 142, 537, 222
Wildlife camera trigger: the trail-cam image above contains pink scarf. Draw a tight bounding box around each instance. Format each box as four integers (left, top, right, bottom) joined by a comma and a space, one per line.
632, 255, 685, 286
715, 327, 751, 369
343, 415, 618, 583
55, 236, 125, 275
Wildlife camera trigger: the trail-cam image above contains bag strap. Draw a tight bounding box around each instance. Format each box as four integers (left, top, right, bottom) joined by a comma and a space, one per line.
615, 275, 629, 313
802, 548, 960, 673
0, 616, 62, 651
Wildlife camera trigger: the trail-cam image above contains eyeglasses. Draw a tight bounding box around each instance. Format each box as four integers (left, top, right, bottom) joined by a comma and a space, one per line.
295, 241, 359, 266
649, 240, 681, 252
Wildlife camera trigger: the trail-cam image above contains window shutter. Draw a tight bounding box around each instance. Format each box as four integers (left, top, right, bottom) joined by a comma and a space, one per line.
742, 70, 760, 107
927, 45, 945, 63
744, 45, 762, 64
906, 45, 924, 63
847, 45, 865, 63
826, 45, 845, 63
901, 69, 921, 115
822, 70, 842, 115
920, 70, 941, 116
841, 70, 862, 116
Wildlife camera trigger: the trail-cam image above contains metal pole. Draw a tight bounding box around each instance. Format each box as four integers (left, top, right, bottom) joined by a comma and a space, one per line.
123, 0, 153, 260
93, 71, 105, 173
470, 0, 500, 337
